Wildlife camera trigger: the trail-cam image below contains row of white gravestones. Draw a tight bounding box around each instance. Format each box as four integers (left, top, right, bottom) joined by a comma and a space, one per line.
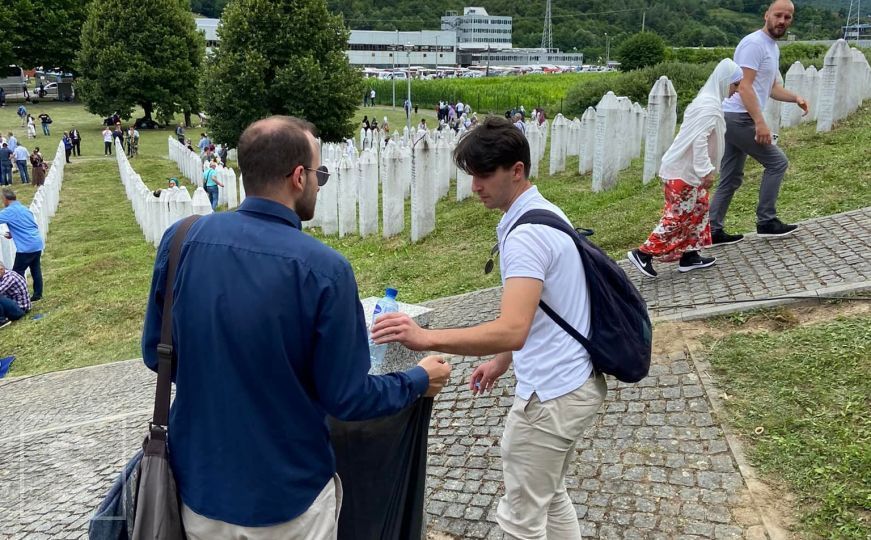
167, 136, 240, 209
578, 108, 596, 175
817, 40, 871, 132
0, 141, 66, 270
168, 137, 202, 185
306, 129, 467, 242
116, 140, 210, 247
643, 76, 678, 184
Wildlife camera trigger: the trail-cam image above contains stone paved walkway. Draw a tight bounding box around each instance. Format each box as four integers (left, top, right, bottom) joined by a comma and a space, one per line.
0, 208, 868, 539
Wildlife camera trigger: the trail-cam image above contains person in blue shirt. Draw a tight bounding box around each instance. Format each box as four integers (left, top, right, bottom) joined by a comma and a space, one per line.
202, 161, 224, 210
0, 188, 45, 301
141, 115, 451, 537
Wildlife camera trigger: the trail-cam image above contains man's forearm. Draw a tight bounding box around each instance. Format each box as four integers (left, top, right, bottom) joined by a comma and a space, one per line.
425, 319, 526, 357
770, 84, 797, 103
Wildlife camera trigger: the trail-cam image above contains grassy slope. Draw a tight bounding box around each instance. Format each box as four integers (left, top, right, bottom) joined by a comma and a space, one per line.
0, 101, 869, 375
707, 314, 870, 538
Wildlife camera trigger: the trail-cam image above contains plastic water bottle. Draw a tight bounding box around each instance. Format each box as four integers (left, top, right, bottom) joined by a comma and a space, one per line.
368, 288, 399, 370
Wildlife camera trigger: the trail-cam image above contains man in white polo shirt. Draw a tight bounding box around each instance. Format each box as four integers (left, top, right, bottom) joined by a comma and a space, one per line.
371, 116, 606, 539
709, 0, 809, 245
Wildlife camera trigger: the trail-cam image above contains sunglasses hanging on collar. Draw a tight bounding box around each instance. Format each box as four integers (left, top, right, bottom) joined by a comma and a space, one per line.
484, 242, 498, 275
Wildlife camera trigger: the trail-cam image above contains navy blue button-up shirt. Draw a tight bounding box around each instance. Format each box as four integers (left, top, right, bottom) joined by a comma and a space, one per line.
142, 197, 429, 527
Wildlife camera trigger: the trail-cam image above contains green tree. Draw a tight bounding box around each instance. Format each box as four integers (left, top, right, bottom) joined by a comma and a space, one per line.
202, 0, 363, 144
76, 0, 204, 123
1, 0, 88, 72
616, 32, 666, 72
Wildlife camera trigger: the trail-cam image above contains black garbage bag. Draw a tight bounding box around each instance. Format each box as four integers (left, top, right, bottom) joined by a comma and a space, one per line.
329, 398, 433, 540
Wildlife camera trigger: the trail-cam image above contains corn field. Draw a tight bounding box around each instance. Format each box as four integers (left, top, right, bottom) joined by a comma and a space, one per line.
365, 72, 614, 116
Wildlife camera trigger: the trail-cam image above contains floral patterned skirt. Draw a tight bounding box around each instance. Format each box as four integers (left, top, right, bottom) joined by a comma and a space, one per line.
640, 179, 711, 262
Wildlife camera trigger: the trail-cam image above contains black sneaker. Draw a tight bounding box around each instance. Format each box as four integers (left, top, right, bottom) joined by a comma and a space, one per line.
711, 230, 744, 246
30, 295, 42, 302
627, 249, 657, 278
0, 318, 10, 329
757, 218, 799, 238
679, 251, 716, 272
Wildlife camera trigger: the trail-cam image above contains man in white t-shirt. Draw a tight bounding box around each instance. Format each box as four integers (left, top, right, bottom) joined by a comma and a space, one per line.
102, 127, 113, 156
371, 116, 606, 539
710, 0, 809, 245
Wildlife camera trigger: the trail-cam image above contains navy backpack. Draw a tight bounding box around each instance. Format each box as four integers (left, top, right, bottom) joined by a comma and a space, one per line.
507, 209, 652, 383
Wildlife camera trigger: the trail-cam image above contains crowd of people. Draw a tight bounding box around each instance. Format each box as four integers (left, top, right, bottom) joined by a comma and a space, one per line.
101, 123, 140, 158
0, 132, 47, 187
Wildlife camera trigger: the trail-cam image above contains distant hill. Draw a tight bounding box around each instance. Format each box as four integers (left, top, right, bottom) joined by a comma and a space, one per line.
325, 0, 849, 59
194, 0, 853, 61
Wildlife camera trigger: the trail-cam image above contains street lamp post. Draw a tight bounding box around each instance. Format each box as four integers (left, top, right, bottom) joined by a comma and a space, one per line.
406, 43, 413, 135
604, 33, 610, 67
392, 29, 398, 109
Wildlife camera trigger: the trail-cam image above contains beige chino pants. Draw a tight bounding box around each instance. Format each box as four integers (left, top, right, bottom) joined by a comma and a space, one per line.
182, 475, 343, 540
496, 373, 607, 540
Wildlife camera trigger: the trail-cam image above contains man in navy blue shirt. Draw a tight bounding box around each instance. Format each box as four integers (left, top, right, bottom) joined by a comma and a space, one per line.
141, 115, 451, 537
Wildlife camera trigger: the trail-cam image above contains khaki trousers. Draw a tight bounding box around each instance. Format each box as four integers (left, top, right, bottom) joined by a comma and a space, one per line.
182, 475, 343, 540
496, 373, 607, 540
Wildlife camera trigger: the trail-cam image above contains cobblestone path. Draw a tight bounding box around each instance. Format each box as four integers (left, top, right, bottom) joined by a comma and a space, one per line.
1, 208, 868, 539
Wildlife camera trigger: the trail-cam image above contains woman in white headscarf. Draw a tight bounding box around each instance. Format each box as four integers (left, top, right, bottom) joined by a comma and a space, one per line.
628, 59, 743, 278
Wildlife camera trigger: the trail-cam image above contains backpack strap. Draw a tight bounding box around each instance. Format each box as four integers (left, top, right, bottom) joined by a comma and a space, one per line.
152, 215, 201, 431
506, 209, 595, 354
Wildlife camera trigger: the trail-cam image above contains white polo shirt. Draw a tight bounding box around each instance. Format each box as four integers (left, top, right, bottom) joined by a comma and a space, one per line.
497, 186, 593, 402
723, 30, 780, 113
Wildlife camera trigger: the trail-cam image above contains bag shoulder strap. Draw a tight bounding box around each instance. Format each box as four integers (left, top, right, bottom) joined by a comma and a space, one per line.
153, 215, 201, 429
506, 209, 595, 352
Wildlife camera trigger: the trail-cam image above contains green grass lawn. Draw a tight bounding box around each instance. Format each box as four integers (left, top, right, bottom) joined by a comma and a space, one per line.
706, 313, 871, 539
0, 101, 869, 376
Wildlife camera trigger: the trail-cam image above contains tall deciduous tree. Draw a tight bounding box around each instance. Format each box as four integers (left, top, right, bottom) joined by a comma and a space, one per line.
76, 0, 204, 123
202, 0, 364, 144
2, 0, 88, 72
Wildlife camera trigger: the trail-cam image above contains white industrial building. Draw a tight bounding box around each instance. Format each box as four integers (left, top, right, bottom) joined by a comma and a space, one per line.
195, 7, 583, 70
441, 7, 512, 50
347, 30, 457, 68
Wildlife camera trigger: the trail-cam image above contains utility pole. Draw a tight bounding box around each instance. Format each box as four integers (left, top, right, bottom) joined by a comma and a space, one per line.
541, 0, 553, 51
604, 33, 610, 66
642, 10, 646, 32
406, 44, 413, 136
434, 32, 438, 71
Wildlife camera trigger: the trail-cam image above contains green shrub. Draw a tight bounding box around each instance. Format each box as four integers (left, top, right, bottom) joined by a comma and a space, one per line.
616, 32, 667, 72
565, 61, 714, 119
665, 47, 734, 64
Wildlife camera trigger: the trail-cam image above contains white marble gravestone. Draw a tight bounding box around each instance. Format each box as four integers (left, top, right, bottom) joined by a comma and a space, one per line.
593, 92, 620, 192
357, 149, 379, 236
381, 143, 405, 238
411, 135, 436, 242
579, 107, 596, 175
643, 76, 678, 184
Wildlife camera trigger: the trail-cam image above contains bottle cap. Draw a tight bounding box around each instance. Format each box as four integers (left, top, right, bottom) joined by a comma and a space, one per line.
385, 287, 398, 299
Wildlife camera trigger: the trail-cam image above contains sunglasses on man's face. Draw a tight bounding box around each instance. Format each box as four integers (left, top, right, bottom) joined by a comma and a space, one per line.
306, 165, 330, 186
288, 165, 330, 187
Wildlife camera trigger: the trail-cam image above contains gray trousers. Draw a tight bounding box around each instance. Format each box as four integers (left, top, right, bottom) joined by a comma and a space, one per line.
709, 112, 789, 232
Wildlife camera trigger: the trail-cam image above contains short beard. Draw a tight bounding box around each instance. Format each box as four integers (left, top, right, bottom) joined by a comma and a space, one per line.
767, 23, 788, 38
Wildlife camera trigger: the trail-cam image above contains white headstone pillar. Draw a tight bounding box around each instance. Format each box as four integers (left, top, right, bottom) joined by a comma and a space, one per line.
643, 77, 678, 183
357, 150, 379, 236
592, 92, 620, 192
411, 135, 436, 242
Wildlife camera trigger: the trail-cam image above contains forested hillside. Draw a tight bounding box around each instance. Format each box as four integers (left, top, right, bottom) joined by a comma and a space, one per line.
189, 0, 862, 61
